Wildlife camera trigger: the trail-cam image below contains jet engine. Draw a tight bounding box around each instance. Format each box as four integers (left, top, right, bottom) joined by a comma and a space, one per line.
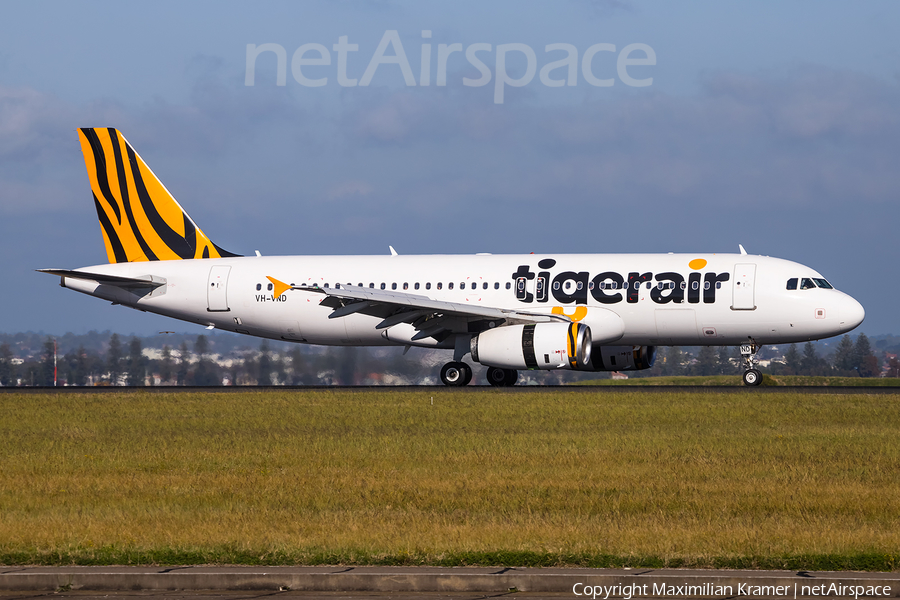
470, 322, 592, 370
585, 345, 657, 371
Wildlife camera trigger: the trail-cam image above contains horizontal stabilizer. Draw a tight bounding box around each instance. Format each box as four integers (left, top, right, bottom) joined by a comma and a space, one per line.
37, 269, 165, 289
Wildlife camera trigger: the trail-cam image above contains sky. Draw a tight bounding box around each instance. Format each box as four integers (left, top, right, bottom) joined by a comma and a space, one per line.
1, 0, 898, 337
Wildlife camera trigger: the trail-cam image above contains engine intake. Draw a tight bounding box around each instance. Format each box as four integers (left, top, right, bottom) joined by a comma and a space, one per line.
471, 322, 592, 370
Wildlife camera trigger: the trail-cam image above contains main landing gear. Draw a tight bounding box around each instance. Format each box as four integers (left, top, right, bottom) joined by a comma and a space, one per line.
740, 339, 763, 386
438, 362, 520, 386
486, 366, 518, 387
440, 361, 472, 386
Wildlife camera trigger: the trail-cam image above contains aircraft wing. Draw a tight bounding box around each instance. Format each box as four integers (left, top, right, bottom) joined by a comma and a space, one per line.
269, 277, 567, 341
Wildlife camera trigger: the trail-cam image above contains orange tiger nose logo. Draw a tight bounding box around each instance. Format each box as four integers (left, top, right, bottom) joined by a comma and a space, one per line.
551, 306, 588, 321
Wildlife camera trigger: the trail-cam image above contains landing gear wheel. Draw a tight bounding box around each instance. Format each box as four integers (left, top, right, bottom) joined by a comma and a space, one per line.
487, 367, 507, 387
742, 368, 763, 386
486, 367, 518, 387
461, 363, 473, 386
441, 362, 472, 387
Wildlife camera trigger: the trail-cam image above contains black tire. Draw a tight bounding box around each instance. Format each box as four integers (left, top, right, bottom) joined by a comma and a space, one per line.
742, 369, 763, 386
487, 367, 507, 387
461, 363, 473, 386
503, 369, 518, 386
440, 362, 466, 386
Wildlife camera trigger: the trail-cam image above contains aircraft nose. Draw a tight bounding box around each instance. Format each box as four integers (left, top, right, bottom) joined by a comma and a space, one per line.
838, 294, 865, 332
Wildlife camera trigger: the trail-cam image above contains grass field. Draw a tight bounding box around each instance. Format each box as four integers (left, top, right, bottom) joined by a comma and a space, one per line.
1, 389, 899, 570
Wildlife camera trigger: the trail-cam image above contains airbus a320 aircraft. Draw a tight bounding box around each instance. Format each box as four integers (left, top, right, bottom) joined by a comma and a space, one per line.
40, 128, 865, 386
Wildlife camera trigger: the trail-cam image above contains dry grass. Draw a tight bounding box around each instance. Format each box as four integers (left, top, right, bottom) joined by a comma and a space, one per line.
1, 390, 898, 567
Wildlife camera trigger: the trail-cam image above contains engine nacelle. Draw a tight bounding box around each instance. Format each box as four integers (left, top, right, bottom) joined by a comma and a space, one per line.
584, 345, 657, 371
470, 323, 592, 370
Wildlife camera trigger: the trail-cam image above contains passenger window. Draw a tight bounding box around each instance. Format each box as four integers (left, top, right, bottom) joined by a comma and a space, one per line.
554, 281, 561, 291
657, 282, 664, 290
437, 282, 442, 290
381, 283, 386, 290
449, 282, 454, 290
680, 282, 686, 290
692, 281, 699, 290
494, 282, 499, 289
403, 282, 408, 290
483, 282, 488, 290
267, 283, 273, 291
460, 282, 465, 289
646, 282, 652, 289
564, 281, 572, 290
577, 282, 583, 290
369, 283, 374, 288
426, 283, 431, 290
800, 278, 816, 290
506, 282, 511, 290
256, 283, 262, 291
471, 282, 477, 290
324, 283, 329, 288
716, 282, 722, 289
392, 283, 398, 290
414, 283, 420, 290
704, 281, 710, 290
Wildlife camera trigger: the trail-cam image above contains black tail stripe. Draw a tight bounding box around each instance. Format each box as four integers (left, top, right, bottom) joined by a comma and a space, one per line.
123, 140, 194, 259
106, 130, 158, 261
83, 128, 122, 226
94, 195, 128, 263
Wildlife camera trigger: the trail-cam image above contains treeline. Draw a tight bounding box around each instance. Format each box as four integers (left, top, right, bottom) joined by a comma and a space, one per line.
0, 333, 423, 387
649, 333, 888, 378
0, 331, 893, 387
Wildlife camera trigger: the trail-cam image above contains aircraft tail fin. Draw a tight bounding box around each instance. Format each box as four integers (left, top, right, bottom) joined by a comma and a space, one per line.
77, 127, 240, 263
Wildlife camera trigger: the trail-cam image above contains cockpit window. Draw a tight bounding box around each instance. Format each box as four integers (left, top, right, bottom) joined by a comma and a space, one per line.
813, 278, 833, 289
786, 278, 798, 290
800, 278, 816, 290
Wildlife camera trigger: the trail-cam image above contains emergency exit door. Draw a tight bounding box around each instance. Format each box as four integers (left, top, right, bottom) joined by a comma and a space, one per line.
207, 265, 231, 312
732, 263, 756, 310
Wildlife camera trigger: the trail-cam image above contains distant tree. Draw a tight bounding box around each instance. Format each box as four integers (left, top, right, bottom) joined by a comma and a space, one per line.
886, 355, 900, 378
336, 346, 359, 384
782, 344, 801, 375
159, 345, 174, 384
800, 342, 824, 376
176, 341, 190, 386
854, 333, 879, 377
190, 334, 219, 385
126, 337, 146, 386
716, 346, 733, 375
658, 347, 685, 376
107, 333, 123, 385
0, 342, 16, 386
832, 335, 856, 373
694, 346, 718, 376
39, 337, 56, 386
258, 340, 272, 385
288, 348, 306, 385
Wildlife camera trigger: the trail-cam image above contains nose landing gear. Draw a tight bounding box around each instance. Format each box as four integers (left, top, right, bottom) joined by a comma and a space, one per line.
740, 339, 763, 386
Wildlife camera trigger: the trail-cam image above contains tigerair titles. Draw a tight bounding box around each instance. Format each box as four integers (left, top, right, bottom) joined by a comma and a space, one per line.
511, 258, 731, 305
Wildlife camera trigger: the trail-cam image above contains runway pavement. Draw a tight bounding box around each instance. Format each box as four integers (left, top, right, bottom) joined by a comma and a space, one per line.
1, 566, 898, 599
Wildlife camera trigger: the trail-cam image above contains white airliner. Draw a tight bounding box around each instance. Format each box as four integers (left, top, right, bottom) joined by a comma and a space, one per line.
40, 128, 865, 386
